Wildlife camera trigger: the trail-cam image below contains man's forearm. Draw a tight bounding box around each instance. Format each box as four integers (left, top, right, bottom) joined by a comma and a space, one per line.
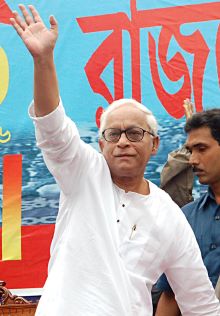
155, 292, 181, 316
10, 5, 59, 117
34, 54, 59, 117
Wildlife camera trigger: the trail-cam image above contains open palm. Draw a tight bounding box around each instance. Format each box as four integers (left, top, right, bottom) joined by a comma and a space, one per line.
11, 4, 58, 58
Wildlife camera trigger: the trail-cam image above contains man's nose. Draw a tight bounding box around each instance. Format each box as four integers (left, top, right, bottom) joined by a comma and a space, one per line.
117, 131, 129, 146
189, 152, 199, 165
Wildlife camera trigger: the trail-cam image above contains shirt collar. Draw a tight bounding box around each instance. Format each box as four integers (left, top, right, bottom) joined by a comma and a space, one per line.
198, 187, 216, 210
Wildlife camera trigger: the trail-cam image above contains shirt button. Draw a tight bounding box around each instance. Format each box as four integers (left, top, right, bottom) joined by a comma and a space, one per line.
122, 204, 125, 207
215, 215, 220, 220
210, 244, 217, 250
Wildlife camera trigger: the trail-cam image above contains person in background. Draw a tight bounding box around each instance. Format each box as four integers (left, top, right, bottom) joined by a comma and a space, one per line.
160, 99, 194, 208
156, 107, 220, 315
11, 4, 220, 316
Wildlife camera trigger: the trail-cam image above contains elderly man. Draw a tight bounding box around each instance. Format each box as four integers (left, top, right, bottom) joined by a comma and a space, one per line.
156, 108, 220, 315
11, 4, 220, 316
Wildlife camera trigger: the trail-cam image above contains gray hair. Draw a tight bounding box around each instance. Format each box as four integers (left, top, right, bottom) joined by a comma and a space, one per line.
99, 98, 158, 138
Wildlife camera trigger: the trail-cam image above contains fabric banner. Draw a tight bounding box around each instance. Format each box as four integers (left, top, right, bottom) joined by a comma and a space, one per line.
0, 0, 220, 291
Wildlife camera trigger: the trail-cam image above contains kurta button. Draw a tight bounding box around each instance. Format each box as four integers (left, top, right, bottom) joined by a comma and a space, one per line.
122, 204, 125, 207
215, 215, 220, 220
117, 219, 120, 223
210, 244, 217, 250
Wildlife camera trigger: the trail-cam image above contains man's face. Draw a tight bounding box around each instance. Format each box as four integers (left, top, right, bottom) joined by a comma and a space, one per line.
186, 126, 220, 186
99, 105, 159, 181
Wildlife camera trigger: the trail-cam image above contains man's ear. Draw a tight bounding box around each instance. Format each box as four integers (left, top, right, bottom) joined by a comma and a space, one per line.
99, 139, 104, 152
151, 136, 159, 155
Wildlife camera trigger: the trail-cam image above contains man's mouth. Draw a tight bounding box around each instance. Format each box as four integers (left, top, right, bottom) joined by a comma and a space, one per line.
115, 154, 134, 157
192, 167, 205, 175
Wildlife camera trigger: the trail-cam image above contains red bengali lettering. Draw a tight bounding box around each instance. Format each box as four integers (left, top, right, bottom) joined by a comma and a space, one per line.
0, 0, 13, 24
77, 0, 220, 121
149, 25, 210, 118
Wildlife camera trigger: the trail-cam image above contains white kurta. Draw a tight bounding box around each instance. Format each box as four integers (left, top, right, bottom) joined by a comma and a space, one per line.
30, 101, 220, 316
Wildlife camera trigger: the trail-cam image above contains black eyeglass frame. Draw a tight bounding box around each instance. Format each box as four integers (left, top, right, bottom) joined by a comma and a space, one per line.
102, 127, 155, 143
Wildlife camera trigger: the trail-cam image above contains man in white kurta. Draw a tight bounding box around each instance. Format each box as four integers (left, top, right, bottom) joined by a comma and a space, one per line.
29, 101, 219, 315
11, 4, 220, 316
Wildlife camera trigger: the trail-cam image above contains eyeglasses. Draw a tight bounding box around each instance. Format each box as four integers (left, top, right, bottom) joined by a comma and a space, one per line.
102, 127, 154, 143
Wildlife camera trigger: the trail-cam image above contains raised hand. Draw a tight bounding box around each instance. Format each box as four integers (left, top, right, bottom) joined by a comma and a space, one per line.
183, 98, 194, 120
10, 4, 58, 59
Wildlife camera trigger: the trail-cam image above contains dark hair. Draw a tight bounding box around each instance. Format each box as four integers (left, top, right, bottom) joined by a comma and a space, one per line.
184, 108, 220, 145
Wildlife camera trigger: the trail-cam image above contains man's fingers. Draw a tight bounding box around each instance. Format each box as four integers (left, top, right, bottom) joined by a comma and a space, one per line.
18, 4, 34, 25
183, 98, 194, 120
49, 15, 58, 31
11, 10, 27, 31
183, 98, 190, 105
10, 17, 24, 36
28, 5, 43, 23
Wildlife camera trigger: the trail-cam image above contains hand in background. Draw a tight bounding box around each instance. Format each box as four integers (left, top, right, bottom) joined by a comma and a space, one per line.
183, 98, 194, 120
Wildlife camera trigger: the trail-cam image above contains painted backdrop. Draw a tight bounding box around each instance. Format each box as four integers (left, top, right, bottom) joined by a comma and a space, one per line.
0, 0, 220, 292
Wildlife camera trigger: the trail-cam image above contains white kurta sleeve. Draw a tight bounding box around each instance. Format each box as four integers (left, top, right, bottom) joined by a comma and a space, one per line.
164, 210, 220, 315
29, 100, 100, 195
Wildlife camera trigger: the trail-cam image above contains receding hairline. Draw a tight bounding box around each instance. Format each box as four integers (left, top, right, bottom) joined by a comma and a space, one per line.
104, 98, 153, 113
103, 102, 148, 117
99, 98, 158, 137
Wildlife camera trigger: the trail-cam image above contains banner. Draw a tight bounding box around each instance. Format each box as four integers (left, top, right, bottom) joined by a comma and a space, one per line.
0, 0, 220, 292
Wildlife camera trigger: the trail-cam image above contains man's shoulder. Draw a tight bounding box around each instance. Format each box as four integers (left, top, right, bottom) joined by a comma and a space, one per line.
149, 180, 182, 212
181, 191, 209, 216
182, 199, 199, 211
149, 180, 173, 201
